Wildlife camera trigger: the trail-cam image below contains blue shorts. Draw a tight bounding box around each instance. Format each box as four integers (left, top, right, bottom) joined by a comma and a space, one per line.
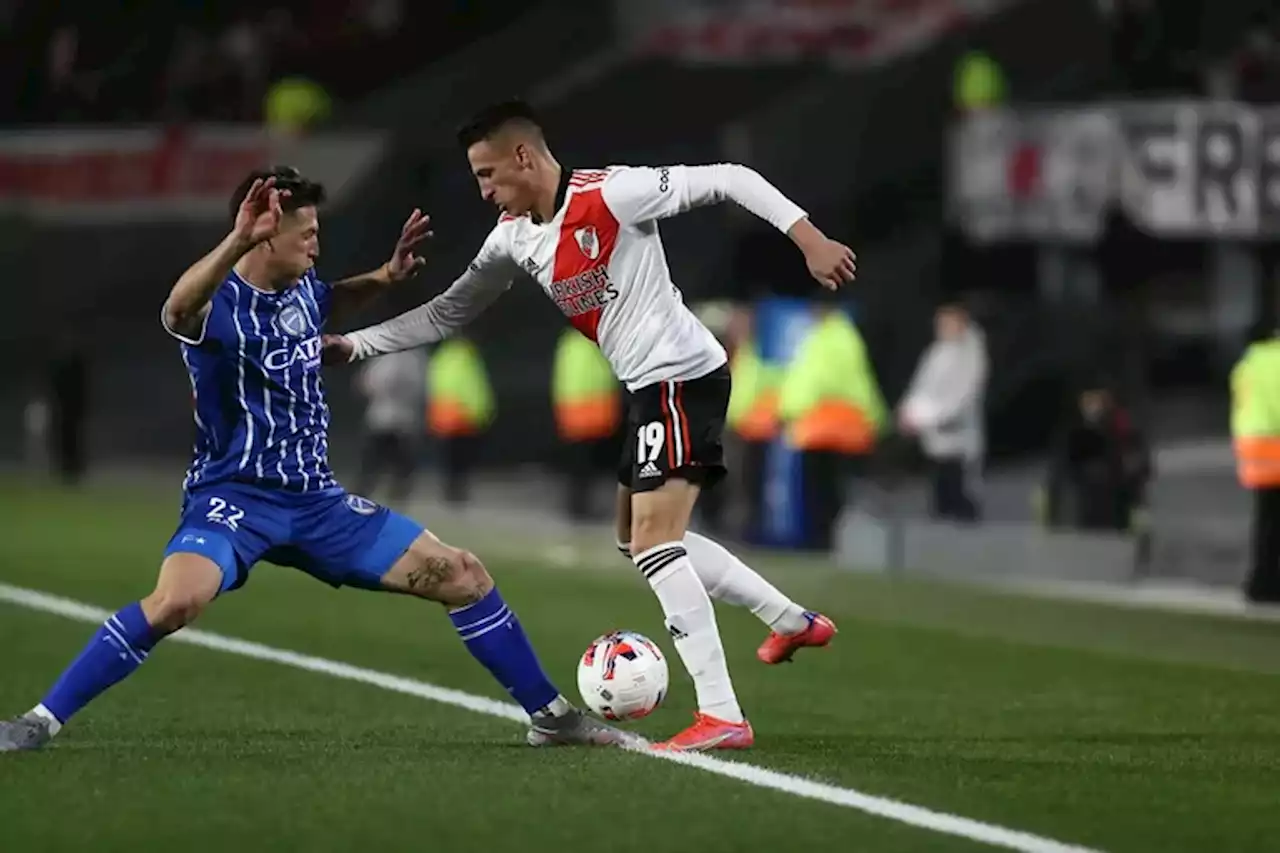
164, 482, 424, 594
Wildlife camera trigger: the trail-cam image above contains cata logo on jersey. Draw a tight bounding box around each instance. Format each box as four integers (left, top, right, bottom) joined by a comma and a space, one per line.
263, 336, 323, 372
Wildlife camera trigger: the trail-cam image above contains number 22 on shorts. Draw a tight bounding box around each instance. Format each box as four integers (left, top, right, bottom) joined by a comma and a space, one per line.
205, 497, 245, 531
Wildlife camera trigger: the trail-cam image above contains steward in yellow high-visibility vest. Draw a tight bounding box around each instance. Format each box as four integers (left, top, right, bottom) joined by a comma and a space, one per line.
776, 306, 887, 550
427, 337, 493, 506
953, 50, 1006, 112
726, 337, 781, 442
778, 310, 886, 455
264, 76, 331, 135
1231, 331, 1280, 603
427, 338, 493, 437
552, 328, 619, 442
1232, 338, 1280, 488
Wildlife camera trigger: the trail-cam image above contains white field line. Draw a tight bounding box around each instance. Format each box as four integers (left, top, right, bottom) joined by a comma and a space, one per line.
0, 582, 1102, 853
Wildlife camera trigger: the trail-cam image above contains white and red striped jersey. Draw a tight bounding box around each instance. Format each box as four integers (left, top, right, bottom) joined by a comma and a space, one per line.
346, 163, 808, 391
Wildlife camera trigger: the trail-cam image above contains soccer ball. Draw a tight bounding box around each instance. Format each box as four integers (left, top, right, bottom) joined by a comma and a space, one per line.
576, 630, 669, 721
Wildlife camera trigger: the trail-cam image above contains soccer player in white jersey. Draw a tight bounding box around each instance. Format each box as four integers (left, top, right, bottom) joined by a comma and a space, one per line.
325, 100, 855, 751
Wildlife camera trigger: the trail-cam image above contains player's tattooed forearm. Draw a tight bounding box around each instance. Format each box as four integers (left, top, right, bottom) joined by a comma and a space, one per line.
406, 556, 454, 593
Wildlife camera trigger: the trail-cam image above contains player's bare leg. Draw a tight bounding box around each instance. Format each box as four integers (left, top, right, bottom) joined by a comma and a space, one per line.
380, 531, 642, 749
615, 484, 835, 666
1, 553, 222, 752
629, 480, 754, 751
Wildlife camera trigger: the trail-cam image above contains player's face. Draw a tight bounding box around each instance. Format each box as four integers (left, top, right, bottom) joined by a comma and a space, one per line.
270, 206, 320, 280
467, 139, 537, 216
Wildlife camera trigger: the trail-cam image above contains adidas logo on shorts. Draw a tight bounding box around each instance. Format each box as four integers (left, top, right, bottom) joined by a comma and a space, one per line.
638, 461, 662, 478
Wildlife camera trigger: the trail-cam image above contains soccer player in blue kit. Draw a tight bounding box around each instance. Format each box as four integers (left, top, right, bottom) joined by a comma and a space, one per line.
0, 167, 631, 752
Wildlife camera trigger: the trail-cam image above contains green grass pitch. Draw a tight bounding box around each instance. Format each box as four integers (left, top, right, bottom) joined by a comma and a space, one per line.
1, 479, 1277, 852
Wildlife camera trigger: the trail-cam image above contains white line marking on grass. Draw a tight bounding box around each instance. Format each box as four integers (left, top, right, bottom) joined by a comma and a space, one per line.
0, 582, 1101, 853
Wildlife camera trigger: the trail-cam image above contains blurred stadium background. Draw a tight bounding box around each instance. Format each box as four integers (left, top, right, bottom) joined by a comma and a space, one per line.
3, 2, 1280, 850
5, 0, 1279, 597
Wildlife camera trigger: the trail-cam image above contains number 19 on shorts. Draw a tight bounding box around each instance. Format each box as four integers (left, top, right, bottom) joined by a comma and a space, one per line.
637, 421, 665, 463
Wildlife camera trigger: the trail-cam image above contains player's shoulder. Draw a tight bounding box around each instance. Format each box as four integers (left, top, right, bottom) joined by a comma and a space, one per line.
594, 164, 675, 197
570, 167, 614, 189
490, 212, 523, 241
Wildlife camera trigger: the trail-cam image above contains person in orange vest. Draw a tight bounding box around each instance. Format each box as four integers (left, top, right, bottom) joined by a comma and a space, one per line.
777, 299, 887, 550
552, 328, 621, 520
1231, 322, 1280, 603
426, 336, 494, 506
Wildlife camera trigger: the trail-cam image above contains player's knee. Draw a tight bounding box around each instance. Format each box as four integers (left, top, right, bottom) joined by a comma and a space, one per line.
459, 550, 494, 602
397, 541, 489, 607
140, 587, 209, 634
143, 553, 222, 634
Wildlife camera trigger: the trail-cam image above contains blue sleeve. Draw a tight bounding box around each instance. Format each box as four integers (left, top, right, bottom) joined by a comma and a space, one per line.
308, 270, 334, 327
161, 284, 234, 348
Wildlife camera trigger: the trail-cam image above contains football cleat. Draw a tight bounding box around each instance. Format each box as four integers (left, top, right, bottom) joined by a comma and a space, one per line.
653, 712, 754, 752
0, 714, 53, 753
756, 611, 837, 664
526, 708, 646, 748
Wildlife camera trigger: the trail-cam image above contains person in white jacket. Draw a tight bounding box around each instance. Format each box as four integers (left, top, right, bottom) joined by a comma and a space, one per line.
897, 300, 989, 522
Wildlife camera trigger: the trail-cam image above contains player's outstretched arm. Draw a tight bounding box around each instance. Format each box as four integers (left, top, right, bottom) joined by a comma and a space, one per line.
601, 164, 856, 290
323, 227, 518, 364
163, 177, 287, 342
328, 209, 433, 324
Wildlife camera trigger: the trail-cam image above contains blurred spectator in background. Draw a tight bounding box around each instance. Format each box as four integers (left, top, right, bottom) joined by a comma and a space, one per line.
264, 75, 331, 137
952, 48, 1006, 113
898, 300, 988, 524
426, 336, 493, 507
551, 327, 620, 523
777, 298, 886, 551
1233, 18, 1280, 104
1230, 322, 1280, 604
48, 328, 89, 486
725, 303, 780, 542
1042, 379, 1151, 534
1100, 0, 1198, 94
354, 348, 426, 505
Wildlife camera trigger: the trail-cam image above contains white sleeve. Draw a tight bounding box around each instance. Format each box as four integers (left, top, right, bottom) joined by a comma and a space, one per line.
600, 164, 808, 233
345, 226, 517, 361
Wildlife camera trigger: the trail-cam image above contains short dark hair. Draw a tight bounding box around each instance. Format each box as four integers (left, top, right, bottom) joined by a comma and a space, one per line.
228, 165, 326, 225
456, 98, 545, 149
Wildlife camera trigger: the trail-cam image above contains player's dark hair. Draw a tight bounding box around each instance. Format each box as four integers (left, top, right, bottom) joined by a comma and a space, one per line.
228, 165, 326, 225
456, 99, 545, 149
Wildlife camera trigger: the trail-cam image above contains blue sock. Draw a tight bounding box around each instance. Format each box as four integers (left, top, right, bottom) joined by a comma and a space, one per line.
39, 603, 159, 727
449, 588, 561, 716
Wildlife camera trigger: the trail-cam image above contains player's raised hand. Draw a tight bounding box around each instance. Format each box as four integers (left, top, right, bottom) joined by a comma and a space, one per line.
803, 237, 857, 291
386, 208, 433, 282
233, 177, 290, 246
321, 334, 354, 365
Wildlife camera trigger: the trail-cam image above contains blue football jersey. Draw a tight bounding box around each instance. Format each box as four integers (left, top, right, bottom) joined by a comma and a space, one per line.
163, 269, 338, 494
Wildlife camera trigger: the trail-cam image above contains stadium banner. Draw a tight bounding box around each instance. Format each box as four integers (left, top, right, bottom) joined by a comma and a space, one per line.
0, 125, 387, 224
948, 101, 1280, 242
628, 0, 998, 66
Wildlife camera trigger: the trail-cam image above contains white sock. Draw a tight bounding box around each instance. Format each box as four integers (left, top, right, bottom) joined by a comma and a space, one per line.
677, 532, 811, 635
633, 542, 744, 724
29, 704, 62, 736
620, 535, 809, 634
